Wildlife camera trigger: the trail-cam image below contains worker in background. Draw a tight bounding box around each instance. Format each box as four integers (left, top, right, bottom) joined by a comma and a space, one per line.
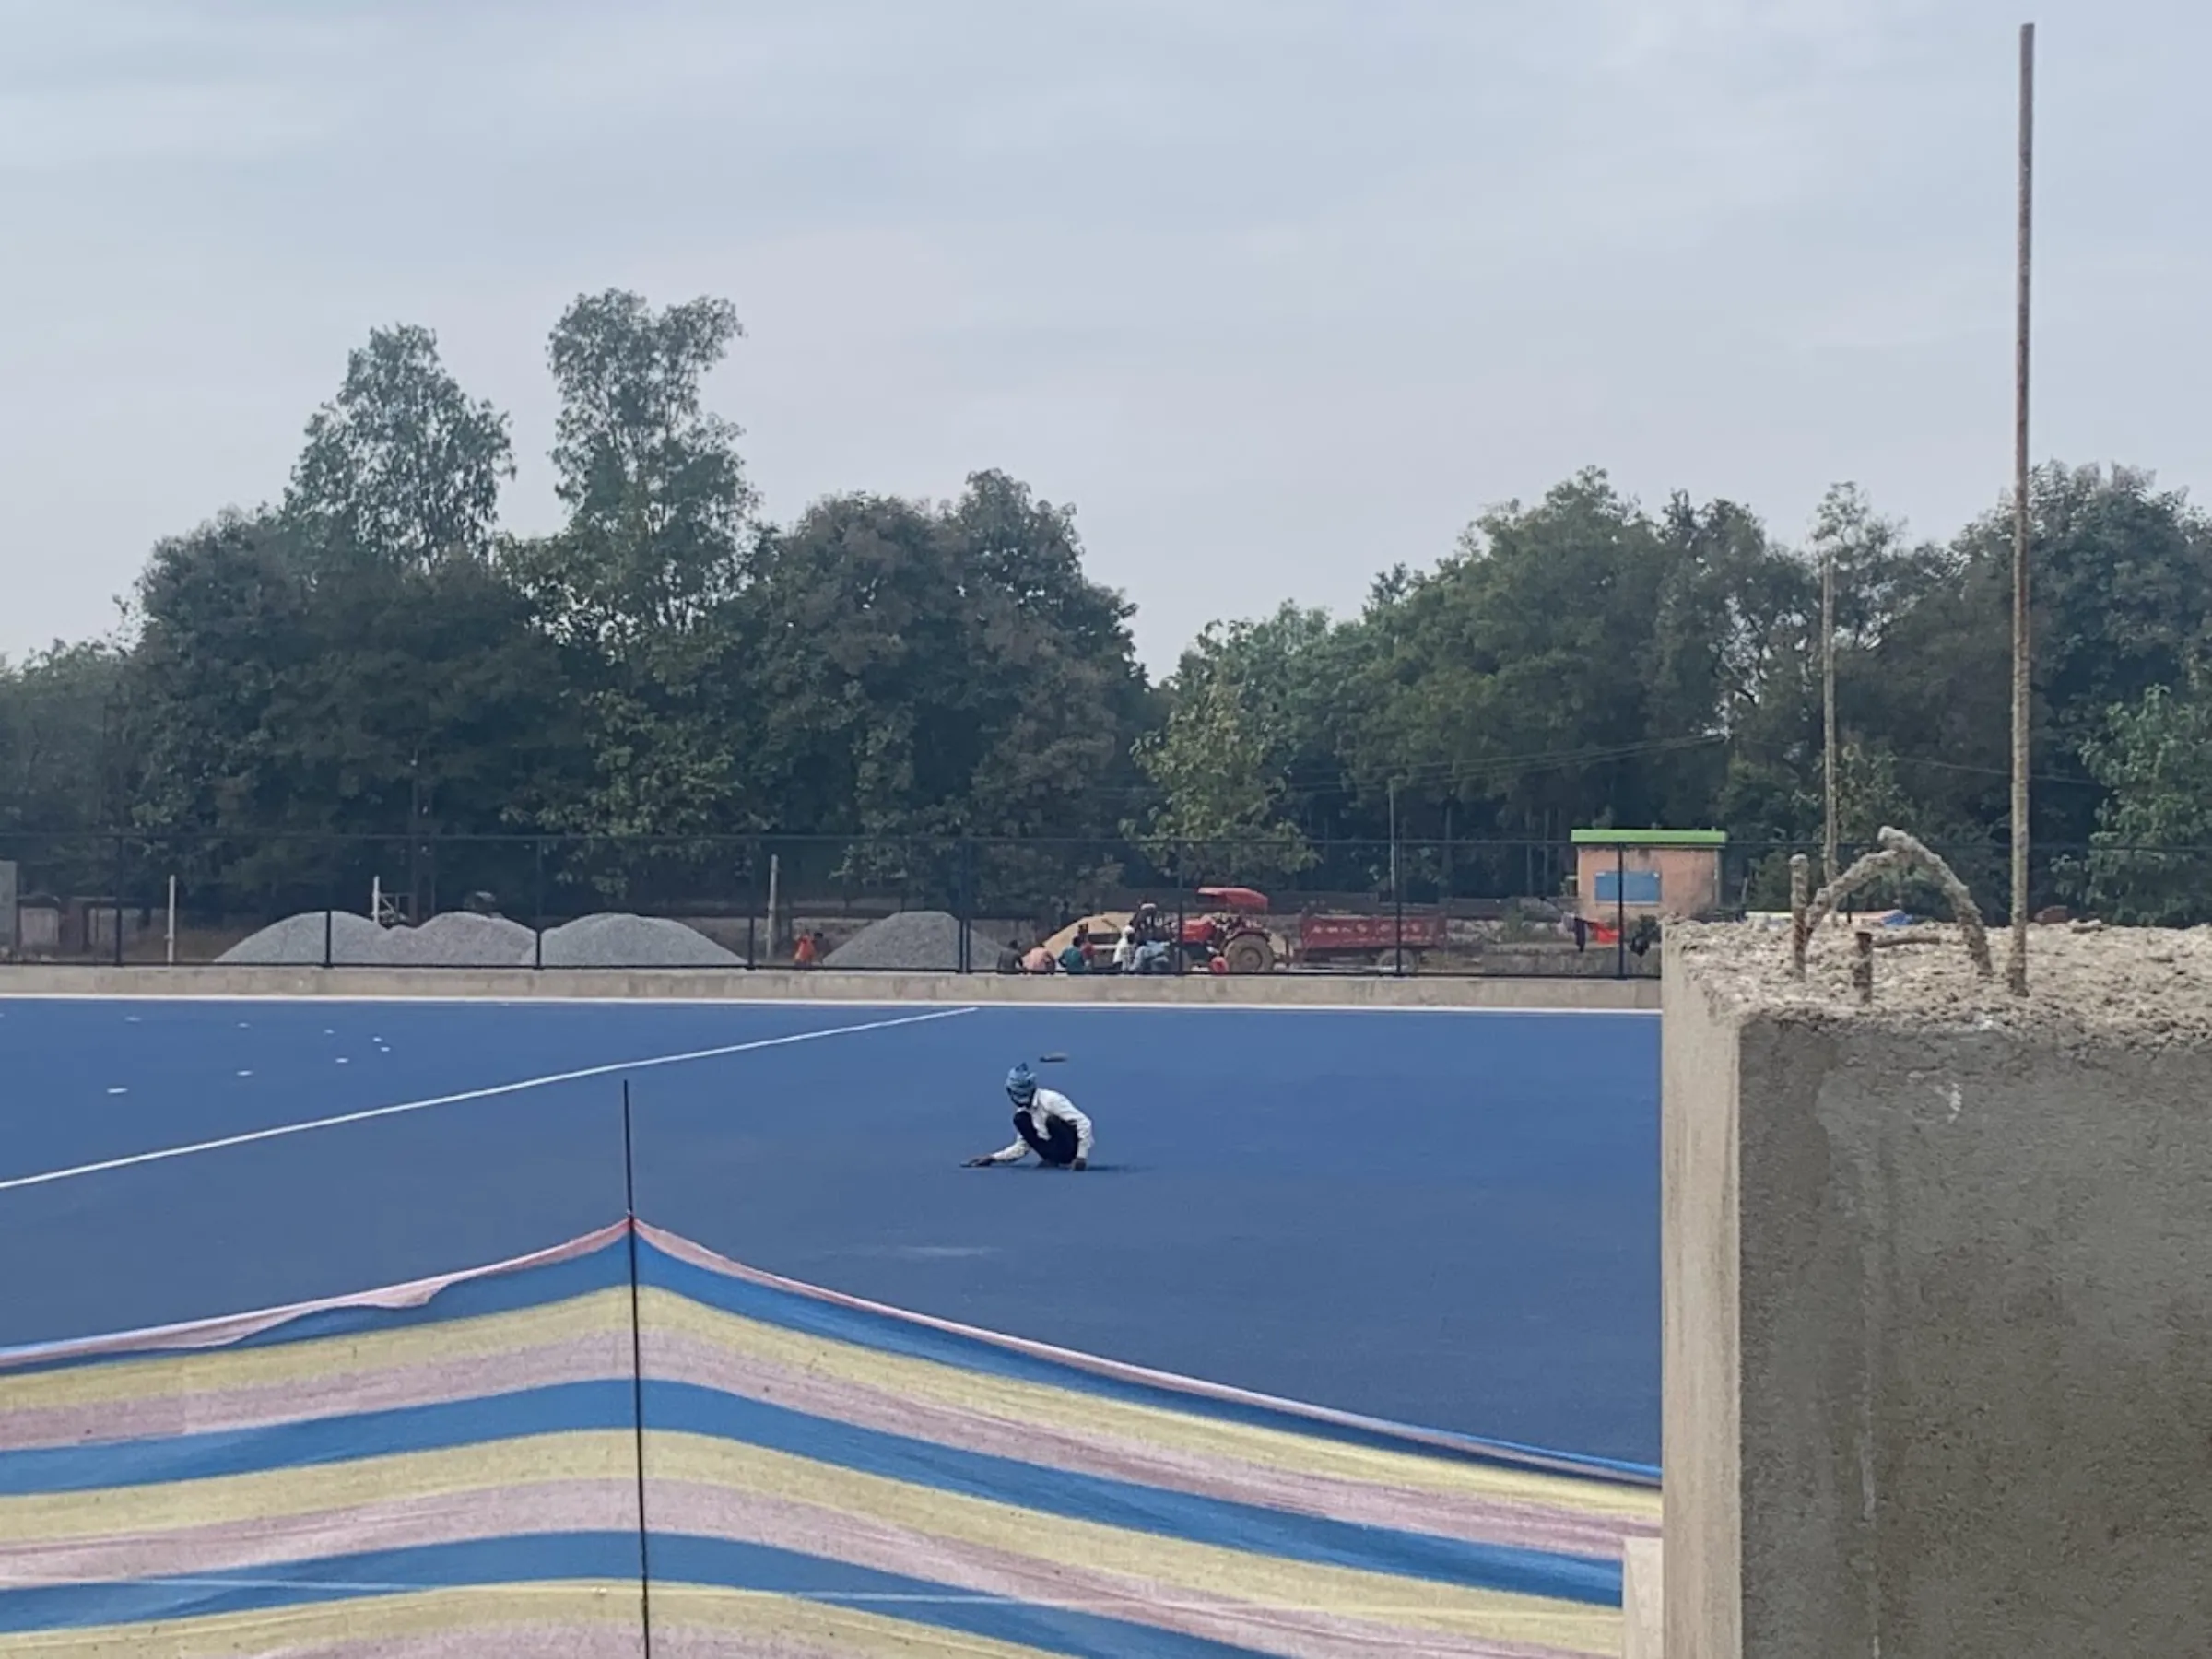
1057, 928, 1090, 974
964, 1064, 1092, 1171
793, 930, 818, 969
1111, 924, 1135, 971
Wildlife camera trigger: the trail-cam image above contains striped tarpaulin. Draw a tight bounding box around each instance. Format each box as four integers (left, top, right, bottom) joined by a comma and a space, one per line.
0, 1222, 1659, 1657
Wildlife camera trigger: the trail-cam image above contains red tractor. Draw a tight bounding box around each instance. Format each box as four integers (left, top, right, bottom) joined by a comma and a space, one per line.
1173, 887, 1279, 974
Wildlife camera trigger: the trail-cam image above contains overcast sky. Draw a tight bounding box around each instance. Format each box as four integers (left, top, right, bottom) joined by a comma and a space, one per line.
1, 1, 2204, 669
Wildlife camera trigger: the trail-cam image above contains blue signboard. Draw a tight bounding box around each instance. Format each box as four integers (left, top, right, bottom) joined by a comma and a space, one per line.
1594, 870, 1662, 904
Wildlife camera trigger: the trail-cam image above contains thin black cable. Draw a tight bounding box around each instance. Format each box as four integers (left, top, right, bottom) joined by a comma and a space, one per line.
622, 1081, 653, 1658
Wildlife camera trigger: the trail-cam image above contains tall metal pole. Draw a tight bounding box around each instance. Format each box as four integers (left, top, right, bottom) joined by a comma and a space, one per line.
1821, 545, 1838, 889
622, 1081, 654, 1655
2007, 22, 2035, 996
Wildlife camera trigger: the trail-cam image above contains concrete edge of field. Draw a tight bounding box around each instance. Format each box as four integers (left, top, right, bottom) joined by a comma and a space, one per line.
0, 964, 1659, 1010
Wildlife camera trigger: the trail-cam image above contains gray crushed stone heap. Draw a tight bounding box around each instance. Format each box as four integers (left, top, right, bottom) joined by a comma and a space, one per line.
1670, 918, 2212, 1048
366, 912, 538, 967
822, 908, 965, 971
217, 911, 384, 966
536, 912, 745, 968
218, 910, 747, 969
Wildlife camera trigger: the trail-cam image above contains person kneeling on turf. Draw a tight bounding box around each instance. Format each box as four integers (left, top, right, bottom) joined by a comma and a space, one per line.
964, 1064, 1091, 1171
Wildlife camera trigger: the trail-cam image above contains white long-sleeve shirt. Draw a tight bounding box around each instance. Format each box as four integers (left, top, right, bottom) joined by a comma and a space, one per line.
982, 1087, 1094, 1164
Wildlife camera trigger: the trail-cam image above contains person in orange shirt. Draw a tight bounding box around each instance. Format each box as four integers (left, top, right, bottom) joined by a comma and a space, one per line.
793, 931, 818, 969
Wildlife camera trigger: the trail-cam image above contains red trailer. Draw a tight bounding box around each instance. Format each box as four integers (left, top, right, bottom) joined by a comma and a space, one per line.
1293, 912, 1447, 969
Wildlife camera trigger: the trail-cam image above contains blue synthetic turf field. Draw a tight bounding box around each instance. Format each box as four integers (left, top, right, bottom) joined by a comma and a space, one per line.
0, 996, 1660, 1465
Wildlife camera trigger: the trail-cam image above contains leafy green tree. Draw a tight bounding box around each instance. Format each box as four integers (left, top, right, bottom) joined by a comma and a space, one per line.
1339, 472, 1709, 841
1129, 677, 1315, 880
521, 291, 754, 648
513, 292, 759, 851
2069, 674, 2212, 923
125, 324, 575, 909
746, 477, 1147, 842
284, 324, 513, 571
0, 641, 130, 832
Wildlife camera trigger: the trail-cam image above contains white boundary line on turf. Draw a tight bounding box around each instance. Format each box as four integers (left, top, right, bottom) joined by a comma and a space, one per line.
0, 1006, 977, 1194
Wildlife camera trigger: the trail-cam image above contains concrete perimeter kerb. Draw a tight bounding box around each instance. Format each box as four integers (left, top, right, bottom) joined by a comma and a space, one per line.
1662, 921, 2212, 1658
0, 963, 1657, 1010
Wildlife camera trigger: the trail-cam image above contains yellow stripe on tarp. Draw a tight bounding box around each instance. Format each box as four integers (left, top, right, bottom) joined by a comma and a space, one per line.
0, 1430, 1620, 1654
0, 1583, 1068, 1658
640, 1288, 1659, 1524
0, 1290, 631, 1415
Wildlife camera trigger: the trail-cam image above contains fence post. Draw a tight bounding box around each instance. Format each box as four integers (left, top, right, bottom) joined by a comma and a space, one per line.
747, 841, 760, 971
958, 838, 976, 975
324, 866, 335, 970
112, 834, 125, 967
1175, 846, 1189, 975
1393, 833, 1406, 978
1615, 843, 1628, 981
534, 839, 547, 971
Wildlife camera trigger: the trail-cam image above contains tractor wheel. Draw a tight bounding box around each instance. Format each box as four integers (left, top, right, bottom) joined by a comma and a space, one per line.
1224, 935, 1275, 975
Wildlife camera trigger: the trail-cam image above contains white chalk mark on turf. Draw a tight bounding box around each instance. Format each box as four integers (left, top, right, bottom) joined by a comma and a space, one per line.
0, 1007, 978, 1194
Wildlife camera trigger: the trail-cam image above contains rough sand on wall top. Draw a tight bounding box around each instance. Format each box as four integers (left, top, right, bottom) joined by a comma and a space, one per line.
1670, 919, 2212, 1049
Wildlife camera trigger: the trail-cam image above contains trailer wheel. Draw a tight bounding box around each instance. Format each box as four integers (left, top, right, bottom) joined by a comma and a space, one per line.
1224, 935, 1275, 975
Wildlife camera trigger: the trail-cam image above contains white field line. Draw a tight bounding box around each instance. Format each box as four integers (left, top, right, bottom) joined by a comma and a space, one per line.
0, 1007, 977, 1194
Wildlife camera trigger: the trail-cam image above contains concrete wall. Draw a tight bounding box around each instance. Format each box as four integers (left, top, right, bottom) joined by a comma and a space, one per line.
0, 962, 1660, 1010
1664, 926, 2212, 1657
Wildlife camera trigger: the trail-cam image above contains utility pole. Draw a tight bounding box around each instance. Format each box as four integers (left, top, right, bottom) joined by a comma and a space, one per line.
2007, 22, 2036, 996
1822, 542, 1838, 890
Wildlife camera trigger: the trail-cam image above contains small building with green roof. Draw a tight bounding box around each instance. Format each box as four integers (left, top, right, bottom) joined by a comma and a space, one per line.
1570, 828, 1727, 920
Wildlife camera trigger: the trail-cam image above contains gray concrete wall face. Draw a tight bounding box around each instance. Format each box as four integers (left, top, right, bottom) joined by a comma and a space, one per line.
1662, 962, 1742, 1658
1666, 934, 2212, 1657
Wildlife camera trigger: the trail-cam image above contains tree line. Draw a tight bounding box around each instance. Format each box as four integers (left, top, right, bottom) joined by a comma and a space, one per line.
3, 289, 2209, 922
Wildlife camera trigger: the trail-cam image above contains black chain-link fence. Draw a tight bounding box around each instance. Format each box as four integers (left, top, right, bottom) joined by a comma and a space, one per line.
0, 830, 2200, 978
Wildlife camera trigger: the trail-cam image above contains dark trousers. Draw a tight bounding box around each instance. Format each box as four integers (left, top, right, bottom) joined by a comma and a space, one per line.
1015, 1111, 1079, 1166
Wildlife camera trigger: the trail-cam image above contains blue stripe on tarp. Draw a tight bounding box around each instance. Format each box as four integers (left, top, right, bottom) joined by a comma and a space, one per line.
0, 1532, 1281, 1657
0, 1380, 1619, 1607
640, 1238, 1661, 1487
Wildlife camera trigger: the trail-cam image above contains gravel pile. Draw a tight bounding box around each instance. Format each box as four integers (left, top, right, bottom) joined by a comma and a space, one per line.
823, 908, 966, 971
218, 911, 384, 965
366, 912, 537, 968
537, 912, 745, 968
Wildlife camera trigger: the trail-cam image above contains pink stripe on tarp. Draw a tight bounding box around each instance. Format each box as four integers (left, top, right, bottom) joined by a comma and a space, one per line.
639, 1222, 1646, 1487
0, 1224, 629, 1373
